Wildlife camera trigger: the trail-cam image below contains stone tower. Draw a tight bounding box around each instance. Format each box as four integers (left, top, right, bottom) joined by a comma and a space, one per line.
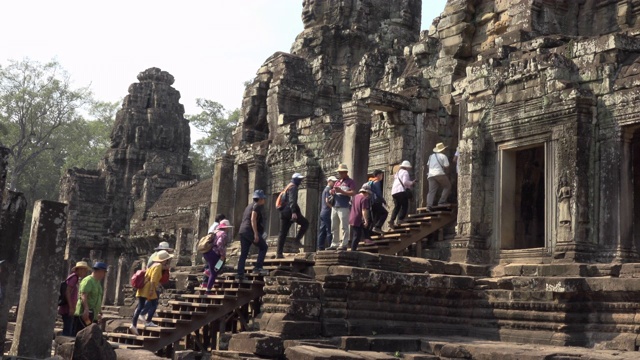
59, 67, 193, 263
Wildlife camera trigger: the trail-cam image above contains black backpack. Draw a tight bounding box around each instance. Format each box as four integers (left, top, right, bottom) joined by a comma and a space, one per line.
58, 273, 76, 306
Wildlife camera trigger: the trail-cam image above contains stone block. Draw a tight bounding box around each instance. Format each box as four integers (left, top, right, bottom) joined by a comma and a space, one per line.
72, 324, 116, 360
285, 345, 365, 360
173, 350, 197, 360
369, 337, 421, 352
114, 349, 164, 359
340, 336, 370, 351
349, 351, 397, 360
439, 344, 472, 359
228, 332, 284, 358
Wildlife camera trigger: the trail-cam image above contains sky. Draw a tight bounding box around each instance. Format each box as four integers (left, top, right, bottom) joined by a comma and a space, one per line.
2, 0, 447, 135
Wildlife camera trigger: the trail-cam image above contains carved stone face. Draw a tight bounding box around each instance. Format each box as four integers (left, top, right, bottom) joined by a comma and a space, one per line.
301, 0, 321, 28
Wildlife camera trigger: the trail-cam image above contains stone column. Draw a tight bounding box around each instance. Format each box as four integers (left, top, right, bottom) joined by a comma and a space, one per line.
209, 155, 235, 227
0, 146, 9, 207
597, 127, 636, 262
0, 191, 27, 354
553, 102, 595, 262
191, 206, 209, 265
341, 101, 373, 188
114, 255, 130, 306
451, 123, 490, 264
247, 156, 267, 201
9, 200, 67, 359
298, 166, 320, 251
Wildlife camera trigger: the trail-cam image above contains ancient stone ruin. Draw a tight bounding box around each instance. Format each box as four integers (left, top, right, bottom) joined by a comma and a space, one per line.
9, 0, 640, 359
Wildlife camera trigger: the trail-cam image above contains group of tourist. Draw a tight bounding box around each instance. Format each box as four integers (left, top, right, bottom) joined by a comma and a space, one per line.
54, 142, 455, 337
57, 261, 109, 337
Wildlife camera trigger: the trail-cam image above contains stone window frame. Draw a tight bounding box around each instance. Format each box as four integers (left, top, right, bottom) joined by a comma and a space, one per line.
493, 135, 556, 261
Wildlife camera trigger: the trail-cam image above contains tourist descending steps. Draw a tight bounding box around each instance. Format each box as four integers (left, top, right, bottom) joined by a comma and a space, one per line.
129, 251, 173, 335
350, 184, 374, 251
137, 241, 174, 322
58, 261, 90, 336
389, 160, 417, 228
369, 169, 388, 234
237, 190, 269, 280
74, 262, 108, 334
426, 143, 452, 211
276, 173, 309, 258
202, 219, 232, 293
327, 164, 356, 250
317, 176, 337, 250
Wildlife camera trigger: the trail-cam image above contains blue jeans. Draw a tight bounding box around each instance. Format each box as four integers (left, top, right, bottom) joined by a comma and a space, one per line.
61, 314, 74, 336
317, 211, 332, 250
136, 291, 160, 321
237, 233, 268, 276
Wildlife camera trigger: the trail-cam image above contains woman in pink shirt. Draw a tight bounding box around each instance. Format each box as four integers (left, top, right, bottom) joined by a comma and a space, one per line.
203, 219, 232, 293
389, 160, 416, 228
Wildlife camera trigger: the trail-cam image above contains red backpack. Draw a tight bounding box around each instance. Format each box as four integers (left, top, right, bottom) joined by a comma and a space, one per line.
130, 269, 147, 289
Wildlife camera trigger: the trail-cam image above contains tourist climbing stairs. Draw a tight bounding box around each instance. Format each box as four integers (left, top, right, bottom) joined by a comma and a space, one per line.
359, 205, 457, 256
104, 257, 313, 352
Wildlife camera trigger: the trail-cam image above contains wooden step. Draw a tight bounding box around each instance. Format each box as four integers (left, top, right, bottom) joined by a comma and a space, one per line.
406, 213, 434, 219
152, 317, 190, 325
371, 232, 404, 239
361, 239, 402, 246
395, 222, 429, 228
402, 217, 434, 224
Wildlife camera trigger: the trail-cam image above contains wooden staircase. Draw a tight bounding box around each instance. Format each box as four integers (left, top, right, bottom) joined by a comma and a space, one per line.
358, 205, 457, 256
105, 257, 313, 352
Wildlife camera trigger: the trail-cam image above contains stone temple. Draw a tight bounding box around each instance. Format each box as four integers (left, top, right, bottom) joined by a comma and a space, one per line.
4, 0, 640, 358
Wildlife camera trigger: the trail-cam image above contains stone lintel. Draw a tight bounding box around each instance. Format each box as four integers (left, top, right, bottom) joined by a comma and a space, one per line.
353, 88, 411, 113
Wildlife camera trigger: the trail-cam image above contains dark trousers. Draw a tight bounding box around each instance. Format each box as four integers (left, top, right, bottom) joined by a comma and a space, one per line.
371, 202, 388, 229
390, 191, 410, 224
350, 225, 368, 251
317, 211, 332, 250
61, 314, 74, 336
277, 209, 309, 256
203, 250, 221, 290
237, 233, 268, 276
73, 311, 95, 335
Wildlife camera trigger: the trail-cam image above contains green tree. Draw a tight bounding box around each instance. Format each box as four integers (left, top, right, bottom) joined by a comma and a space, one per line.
0, 59, 91, 190
187, 99, 239, 179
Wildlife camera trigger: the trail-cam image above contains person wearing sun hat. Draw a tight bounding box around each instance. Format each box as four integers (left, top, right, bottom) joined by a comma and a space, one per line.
58, 260, 90, 336
426, 142, 452, 211
74, 261, 108, 334
130, 251, 173, 335
138, 241, 174, 322
317, 175, 338, 251
202, 219, 233, 292
327, 164, 356, 250
389, 160, 417, 228
349, 183, 374, 251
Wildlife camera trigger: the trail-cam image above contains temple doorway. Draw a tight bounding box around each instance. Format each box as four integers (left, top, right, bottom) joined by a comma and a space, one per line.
499, 144, 546, 250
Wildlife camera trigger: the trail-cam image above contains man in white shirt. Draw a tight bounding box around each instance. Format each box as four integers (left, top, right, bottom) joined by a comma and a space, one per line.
426, 142, 452, 210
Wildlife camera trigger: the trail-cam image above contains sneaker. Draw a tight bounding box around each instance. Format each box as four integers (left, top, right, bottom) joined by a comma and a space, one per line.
363, 239, 375, 245
252, 268, 269, 276
275, 253, 284, 259
145, 321, 158, 328
371, 227, 382, 234
129, 325, 139, 335
426, 206, 434, 212
326, 245, 338, 250
387, 221, 395, 229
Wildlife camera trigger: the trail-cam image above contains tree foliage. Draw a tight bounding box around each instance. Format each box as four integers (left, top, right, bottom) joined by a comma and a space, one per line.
0, 59, 91, 190
187, 99, 239, 179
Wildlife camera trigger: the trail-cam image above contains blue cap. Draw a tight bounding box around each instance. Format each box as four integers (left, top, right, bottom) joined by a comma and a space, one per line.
93, 262, 108, 271
253, 189, 267, 199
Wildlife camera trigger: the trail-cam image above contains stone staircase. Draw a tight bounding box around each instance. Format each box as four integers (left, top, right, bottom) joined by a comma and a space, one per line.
359, 205, 457, 256
104, 257, 314, 352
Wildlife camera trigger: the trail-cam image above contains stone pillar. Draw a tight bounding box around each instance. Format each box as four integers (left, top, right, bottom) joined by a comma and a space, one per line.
114, 255, 130, 306
553, 103, 595, 262
0, 191, 27, 354
298, 166, 320, 251
9, 200, 67, 358
191, 206, 209, 265
0, 146, 9, 207
209, 155, 235, 226
102, 250, 118, 306
174, 227, 188, 267
597, 127, 636, 262
247, 156, 267, 201
451, 124, 490, 264
341, 101, 372, 188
